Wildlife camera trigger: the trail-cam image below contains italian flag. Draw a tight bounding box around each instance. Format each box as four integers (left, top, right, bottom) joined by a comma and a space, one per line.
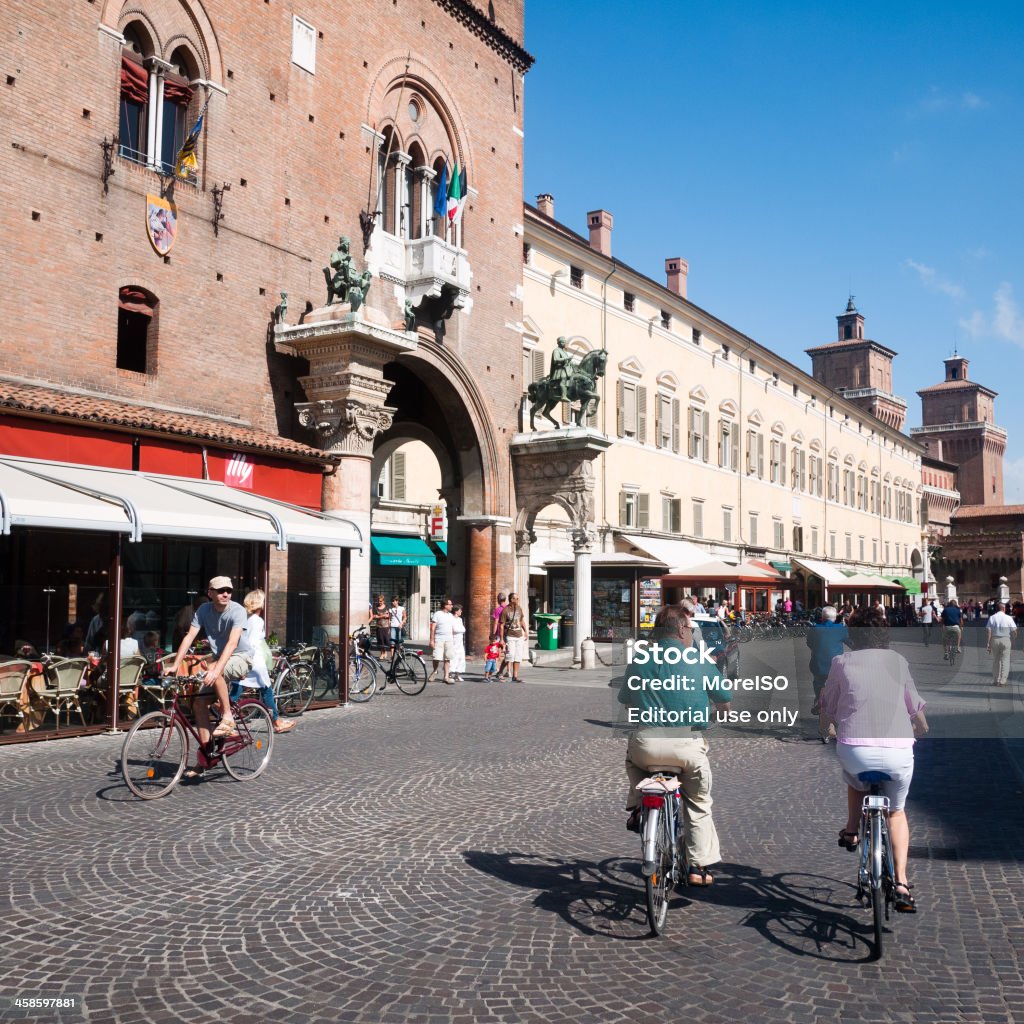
447, 162, 467, 224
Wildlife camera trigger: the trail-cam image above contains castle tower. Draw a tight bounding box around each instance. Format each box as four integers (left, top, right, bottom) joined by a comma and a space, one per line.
910, 355, 1006, 506
805, 299, 908, 430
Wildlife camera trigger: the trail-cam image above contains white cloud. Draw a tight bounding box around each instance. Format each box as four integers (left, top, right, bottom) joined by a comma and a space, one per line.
957, 283, 1024, 348
958, 310, 986, 338
904, 259, 966, 300
911, 88, 989, 116
1004, 456, 1024, 504
993, 282, 1024, 346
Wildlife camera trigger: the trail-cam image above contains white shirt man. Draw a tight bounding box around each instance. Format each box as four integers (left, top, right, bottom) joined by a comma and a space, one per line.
986, 602, 1018, 687
429, 598, 456, 684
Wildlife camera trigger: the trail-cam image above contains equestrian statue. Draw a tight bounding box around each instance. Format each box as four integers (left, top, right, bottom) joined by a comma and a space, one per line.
527, 340, 608, 430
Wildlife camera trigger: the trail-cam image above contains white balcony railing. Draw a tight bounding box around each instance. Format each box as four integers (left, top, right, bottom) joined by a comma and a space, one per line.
369, 230, 472, 309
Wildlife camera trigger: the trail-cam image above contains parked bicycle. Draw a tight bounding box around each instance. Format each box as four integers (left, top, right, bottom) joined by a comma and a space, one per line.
120, 677, 274, 799
349, 625, 428, 697
270, 646, 316, 716
854, 769, 897, 959
637, 771, 683, 936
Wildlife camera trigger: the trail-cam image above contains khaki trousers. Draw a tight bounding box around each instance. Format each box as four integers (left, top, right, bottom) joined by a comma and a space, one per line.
991, 635, 1012, 685
625, 731, 721, 869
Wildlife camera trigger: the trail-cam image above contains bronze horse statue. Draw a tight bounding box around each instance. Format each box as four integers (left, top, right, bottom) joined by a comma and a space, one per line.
528, 348, 608, 429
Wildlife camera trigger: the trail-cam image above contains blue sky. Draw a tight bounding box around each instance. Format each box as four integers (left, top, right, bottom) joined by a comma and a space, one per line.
523, 1, 1024, 500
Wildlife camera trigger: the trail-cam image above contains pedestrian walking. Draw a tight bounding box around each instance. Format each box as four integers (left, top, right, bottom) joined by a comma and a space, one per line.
429, 597, 456, 684
449, 604, 466, 681
986, 601, 1018, 686
919, 599, 935, 645
498, 592, 528, 682
482, 638, 504, 680
491, 592, 510, 678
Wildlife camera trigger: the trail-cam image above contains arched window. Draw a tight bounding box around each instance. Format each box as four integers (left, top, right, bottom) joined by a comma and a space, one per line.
377, 126, 399, 235
118, 23, 200, 175
407, 142, 427, 239
117, 286, 158, 374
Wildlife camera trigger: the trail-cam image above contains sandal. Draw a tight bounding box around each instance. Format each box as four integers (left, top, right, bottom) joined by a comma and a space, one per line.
626, 808, 641, 834
686, 867, 713, 887
838, 829, 860, 851
273, 719, 296, 733
183, 765, 206, 781
893, 883, 916, 913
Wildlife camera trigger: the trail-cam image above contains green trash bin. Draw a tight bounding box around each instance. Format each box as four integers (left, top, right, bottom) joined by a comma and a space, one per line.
534, 613, 561, 651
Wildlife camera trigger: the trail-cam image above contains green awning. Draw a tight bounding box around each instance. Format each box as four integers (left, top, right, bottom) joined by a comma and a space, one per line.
769, 560, 792, 573
839, 569, 858, 577
432, 540, 448, 557
371, 534, 436, 566
892, 576, 920, 594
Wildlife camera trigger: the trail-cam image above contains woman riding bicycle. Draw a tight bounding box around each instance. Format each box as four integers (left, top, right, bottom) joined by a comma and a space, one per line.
819, 606, 928, 913
618, 601, 731, 887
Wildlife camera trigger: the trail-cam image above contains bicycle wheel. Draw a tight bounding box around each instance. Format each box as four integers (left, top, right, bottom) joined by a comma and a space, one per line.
222, 701, 274, 781
121, 711, 187, 799
347, 655, 378, 702
277, 663, 315, 716
393, 651, 427, 695
643, 809, 672, 936
869, 812, 884, 958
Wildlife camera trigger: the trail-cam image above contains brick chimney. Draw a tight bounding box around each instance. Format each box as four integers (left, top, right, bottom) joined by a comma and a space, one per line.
536, 193, 554, 218
665, 257, 688, 298
586, 209, 613, 257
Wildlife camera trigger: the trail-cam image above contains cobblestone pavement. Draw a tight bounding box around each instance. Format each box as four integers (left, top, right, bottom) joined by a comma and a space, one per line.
0, 648, 1022, 1024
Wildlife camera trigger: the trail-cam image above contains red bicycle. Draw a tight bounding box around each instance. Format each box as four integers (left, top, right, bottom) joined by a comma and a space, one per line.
120, 677, 274, 799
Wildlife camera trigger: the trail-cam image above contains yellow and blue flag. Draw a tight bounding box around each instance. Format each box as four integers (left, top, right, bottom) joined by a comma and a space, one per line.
175, 96, 210, 178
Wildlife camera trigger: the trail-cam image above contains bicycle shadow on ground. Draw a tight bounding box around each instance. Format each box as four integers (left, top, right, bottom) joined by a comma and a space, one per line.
710, 862, 878, 963
463, 849, 691, 940
96, 758, 236, 802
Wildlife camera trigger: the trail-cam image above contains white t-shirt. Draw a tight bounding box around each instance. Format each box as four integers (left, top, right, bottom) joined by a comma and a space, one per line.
432, 609, 455, 641
987, 611, 1018, 638
920, 604, 934, 623
389, 604, 406, 629
120, 637, 140, 659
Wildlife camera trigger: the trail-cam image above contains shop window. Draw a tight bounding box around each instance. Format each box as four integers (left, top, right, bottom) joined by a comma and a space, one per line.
117, 286, 157, 373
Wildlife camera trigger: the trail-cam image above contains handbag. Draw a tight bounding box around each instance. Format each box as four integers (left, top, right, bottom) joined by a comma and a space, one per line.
260, 639, 275, 674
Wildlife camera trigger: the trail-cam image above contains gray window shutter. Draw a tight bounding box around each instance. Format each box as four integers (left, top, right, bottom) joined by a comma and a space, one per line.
688, 407, 697, 458
637, 386, 647, 444
702, 411, 710, 462
638, 492, 650, 529
531, 349, 545, 383
618, 490, 628, 525
654, 397, 662, 448
780, 442, 787, 483
671, 399, 680, 453
616, 379, 625, 437
757, 434, 764, 477
730, 422, 739, 472
391, 452, 406, 501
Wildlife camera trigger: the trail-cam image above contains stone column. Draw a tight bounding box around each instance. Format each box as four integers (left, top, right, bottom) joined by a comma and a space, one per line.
515, 528, 534, 610
394, 152, 411, 238
572, 527, 594, 663
298, 395, 395, 639
416, 166, 435, 239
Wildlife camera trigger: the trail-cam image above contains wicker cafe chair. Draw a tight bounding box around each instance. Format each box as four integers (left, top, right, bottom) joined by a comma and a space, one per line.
0, 660, 34, 732
42, 657, 89, 727
118, 656, 148, 720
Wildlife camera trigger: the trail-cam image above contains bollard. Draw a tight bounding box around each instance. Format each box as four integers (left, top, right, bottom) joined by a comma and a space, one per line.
580, 636, 596, 670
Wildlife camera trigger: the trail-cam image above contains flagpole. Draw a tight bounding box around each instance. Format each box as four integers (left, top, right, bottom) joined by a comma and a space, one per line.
369, 51, 412, 234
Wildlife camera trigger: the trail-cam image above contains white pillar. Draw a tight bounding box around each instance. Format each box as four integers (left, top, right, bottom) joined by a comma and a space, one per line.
573, 529, 593, 664
394, 153, 411, 238
417, 166, 434, 239
145, 66, 160, 166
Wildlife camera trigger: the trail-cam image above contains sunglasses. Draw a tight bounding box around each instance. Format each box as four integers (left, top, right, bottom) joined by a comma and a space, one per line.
214, 587, 233, 595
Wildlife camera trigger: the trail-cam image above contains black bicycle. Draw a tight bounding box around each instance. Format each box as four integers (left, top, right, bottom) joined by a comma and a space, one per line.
350, 625, 428, 696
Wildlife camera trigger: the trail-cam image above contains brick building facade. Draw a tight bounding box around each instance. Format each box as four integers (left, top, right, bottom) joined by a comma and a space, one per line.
1, 0, 532, 668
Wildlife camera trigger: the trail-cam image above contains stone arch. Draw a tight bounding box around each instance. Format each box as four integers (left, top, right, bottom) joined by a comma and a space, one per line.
104, 0, 222, 83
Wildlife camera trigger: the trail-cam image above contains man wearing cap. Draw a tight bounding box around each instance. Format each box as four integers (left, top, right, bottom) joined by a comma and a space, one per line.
167, 576, 254, 771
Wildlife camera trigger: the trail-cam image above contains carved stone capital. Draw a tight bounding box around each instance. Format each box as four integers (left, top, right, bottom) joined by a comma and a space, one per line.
515, 528, 537, 555
297, 399, 396, 455
571, 527, 595, 554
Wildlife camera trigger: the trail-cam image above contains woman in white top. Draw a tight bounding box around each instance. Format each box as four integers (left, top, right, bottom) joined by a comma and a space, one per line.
449, 604, 467, 682
242, 590, 294, 734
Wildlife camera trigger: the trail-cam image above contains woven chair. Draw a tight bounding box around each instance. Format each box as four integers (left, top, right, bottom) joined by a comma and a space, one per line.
0, 660, 34, 732
42, 657, 89, 727
118, 656, 148, 719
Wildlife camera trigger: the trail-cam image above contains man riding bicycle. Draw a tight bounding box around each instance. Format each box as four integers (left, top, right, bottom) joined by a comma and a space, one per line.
940, 598, 962, 660
166, 575, 254, 776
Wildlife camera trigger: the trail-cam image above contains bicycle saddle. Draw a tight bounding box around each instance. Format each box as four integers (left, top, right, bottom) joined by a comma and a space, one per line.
636, 773, 682, 792
857, 770, 892, 783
